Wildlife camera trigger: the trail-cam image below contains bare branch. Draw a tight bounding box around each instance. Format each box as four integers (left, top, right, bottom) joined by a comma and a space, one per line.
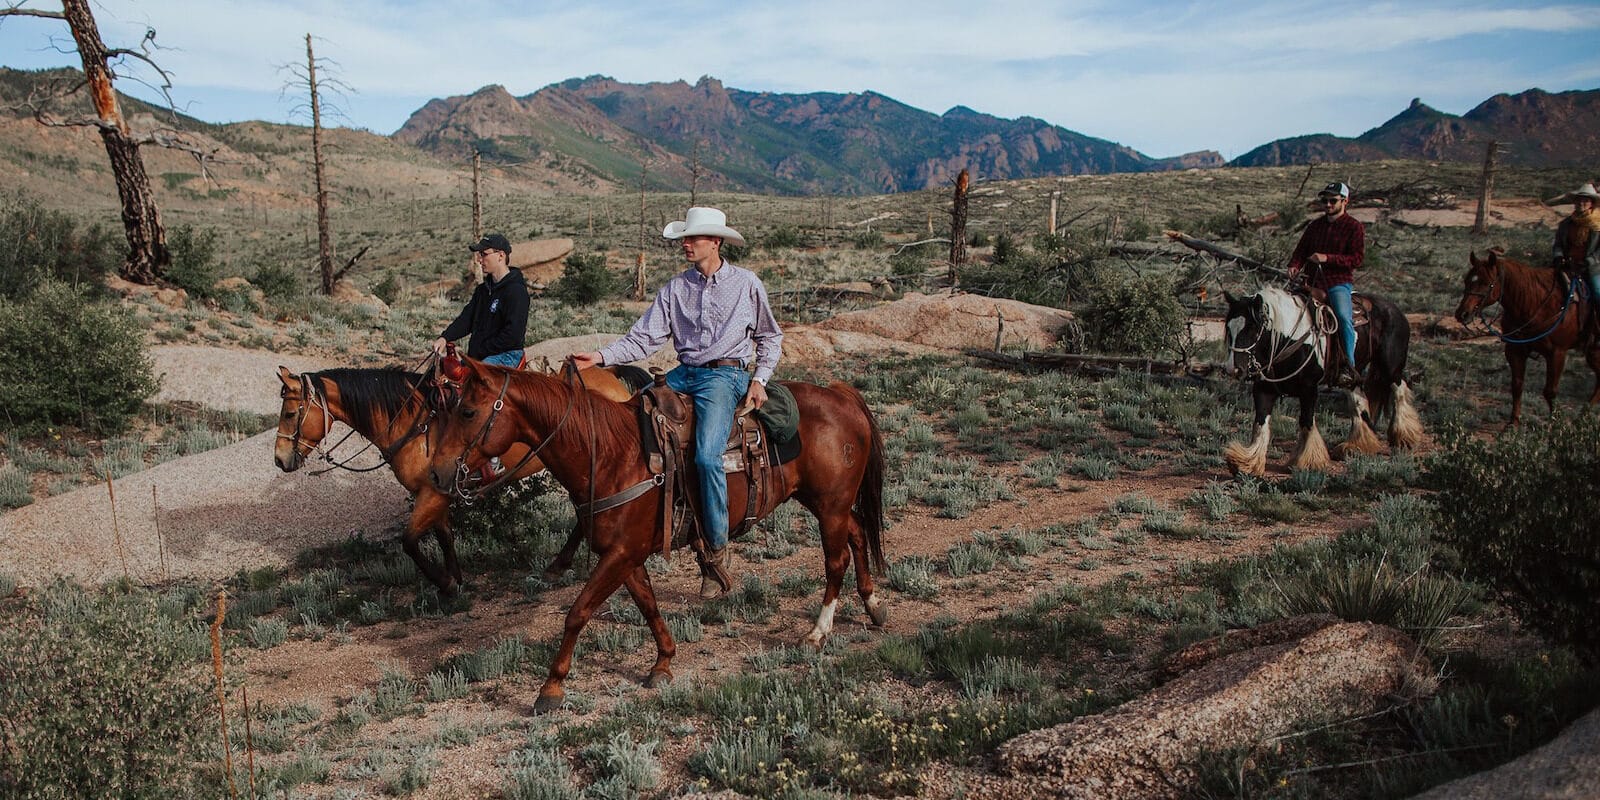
0, 4, 65, 20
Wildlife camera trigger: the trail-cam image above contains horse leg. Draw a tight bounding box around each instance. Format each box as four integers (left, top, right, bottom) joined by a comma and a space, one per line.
844, 511, 887, 627
621, 565, 676, 689
802, 506, 855, 649
1289, 387, 1332, 470
1541, 347, 1568, 416
540, 519, 588, 583
1505, 347, 1529, 428
1224, 387, 1275, 477
1586, 345, 1600, 406
404, 490, 458, 596
1335, 387, 1383, 460
534, 548, 636, 715
1388, 380, 1425, 449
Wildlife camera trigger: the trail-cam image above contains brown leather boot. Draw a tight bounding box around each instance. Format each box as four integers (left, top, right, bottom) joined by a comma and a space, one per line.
698, 546, 733, 600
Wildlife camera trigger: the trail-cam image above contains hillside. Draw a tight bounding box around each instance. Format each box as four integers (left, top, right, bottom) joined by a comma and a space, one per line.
1233, 89, 1600, 167
395, 75, 1225, 195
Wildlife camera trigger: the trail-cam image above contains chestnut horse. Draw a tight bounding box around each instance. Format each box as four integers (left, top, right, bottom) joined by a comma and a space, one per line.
1222, 287, 1424, 477
424, 357, 886, 713
274, 365, 635, 594
1453, 250, 1600, 426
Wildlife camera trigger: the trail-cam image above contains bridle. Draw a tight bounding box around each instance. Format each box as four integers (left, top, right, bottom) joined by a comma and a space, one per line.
277, 373, 334, 465
1227, 301, 1322, 384
433, 362, 581, 502
1463, 260, 1579, 345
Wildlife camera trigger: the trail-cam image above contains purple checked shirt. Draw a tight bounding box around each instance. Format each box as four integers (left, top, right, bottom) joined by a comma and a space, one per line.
598, 261, 784, 384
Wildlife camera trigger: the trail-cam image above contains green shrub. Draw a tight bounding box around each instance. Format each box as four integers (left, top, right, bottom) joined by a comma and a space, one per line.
0, 193, 119, 300
549, 252, 618, 306
251, 263, 303, 300
0, 281, 159, 433
164, 224, 220, 298
0, 581, 216, 798
1079, 272, 1185, 356
1430, 416, 1600, 662
371, 272, 401, 306
762, 226, 804, 250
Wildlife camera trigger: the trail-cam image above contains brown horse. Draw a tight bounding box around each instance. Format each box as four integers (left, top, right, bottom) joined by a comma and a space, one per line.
274, 364, 635, 594
424, 357, 886, 713
1454, 250, 1600, 426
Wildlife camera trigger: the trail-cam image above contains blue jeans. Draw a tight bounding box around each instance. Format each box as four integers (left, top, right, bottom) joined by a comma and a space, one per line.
482, 350, 523, 368
665, 363, 751, 550
1326, 284, 1356, 367
1586, 273, 1600, 310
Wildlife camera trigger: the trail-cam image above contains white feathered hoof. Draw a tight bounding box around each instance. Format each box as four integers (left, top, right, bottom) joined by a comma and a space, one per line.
1289, 424, 1332, 472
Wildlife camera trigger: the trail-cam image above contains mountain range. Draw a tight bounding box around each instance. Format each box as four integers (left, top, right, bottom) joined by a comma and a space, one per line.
1232, 90, 1600, 168
3, 67, 1595, 200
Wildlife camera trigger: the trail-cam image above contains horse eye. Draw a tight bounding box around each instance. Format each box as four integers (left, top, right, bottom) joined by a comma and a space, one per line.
461, 409, 477, 419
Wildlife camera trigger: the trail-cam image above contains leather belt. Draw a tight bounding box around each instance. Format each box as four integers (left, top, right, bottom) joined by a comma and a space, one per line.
696, 358, 744, 369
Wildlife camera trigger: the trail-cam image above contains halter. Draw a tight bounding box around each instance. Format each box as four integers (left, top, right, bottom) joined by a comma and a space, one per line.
1227, 295, 1325, 384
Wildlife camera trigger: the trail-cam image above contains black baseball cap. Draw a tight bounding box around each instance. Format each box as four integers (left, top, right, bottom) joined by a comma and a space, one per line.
468, 233, 512, 255
1317, 182, 1351, 199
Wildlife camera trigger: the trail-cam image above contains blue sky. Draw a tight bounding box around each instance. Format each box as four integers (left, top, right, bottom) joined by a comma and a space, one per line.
2, 0, 1596, 160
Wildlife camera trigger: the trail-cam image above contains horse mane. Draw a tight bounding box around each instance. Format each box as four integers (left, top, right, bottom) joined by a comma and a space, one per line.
318, 368, 425, 436
504, 369, 641, 462
1253, 286, 1311, 339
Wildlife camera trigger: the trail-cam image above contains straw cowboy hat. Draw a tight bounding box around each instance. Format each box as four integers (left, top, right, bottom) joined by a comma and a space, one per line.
1546, 183, 1600, 205
662, 207, 746, 247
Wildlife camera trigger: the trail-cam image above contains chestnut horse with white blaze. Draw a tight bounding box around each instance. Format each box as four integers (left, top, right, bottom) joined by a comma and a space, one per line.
424, 356, 886, 714
1453, 250, 1600, 427
274, 365, 634, 595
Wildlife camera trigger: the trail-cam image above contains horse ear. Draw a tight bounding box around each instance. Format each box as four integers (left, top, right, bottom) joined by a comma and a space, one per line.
277, 365, 294, 386
1223, 290, 1237, 306
1470, 251, 1484, 268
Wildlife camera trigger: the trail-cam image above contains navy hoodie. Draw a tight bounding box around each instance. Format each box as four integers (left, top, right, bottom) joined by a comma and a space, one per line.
438, 269, 529, 359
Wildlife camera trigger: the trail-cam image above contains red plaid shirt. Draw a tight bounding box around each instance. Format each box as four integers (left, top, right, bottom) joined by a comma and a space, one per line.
1289, 213, 1365, 289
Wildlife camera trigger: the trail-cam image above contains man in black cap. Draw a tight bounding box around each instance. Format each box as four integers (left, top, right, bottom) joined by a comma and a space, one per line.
1288, 182, 1365, 388
432, 233, 529, 369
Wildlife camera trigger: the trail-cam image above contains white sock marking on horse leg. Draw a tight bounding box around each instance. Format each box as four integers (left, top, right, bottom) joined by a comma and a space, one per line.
1225, 419, 1272, 476
805, 599, 838, 647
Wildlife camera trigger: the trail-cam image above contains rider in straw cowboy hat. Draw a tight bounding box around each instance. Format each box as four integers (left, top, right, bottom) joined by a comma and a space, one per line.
570, 207, 783, 599
1548, 182, 1600, 330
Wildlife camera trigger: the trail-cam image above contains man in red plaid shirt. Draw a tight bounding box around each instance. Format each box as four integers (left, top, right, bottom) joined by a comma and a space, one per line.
1288, 182, 1365, 387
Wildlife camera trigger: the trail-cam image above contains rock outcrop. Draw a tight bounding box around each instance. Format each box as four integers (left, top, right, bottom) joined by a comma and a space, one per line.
995, 619, 1428, 799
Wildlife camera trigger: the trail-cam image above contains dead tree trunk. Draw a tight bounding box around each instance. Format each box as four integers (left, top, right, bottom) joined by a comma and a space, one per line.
1473, 140, 1500, 235
63, 0, 169, 284
306, 34, 335, 295
467, 148, 482, 288
949, 168, 969, 285
635, 160, 649, 301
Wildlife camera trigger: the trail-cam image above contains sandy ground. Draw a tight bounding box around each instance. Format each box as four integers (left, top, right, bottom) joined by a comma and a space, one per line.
0, 345, 409, 586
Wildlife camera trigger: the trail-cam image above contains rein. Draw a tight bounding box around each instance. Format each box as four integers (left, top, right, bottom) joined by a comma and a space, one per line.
443, 365, 575, 501
1474, 265, 1581, 345
1229, 298, 1326, 384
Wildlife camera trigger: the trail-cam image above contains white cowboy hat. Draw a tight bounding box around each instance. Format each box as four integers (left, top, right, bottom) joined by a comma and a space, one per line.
662, 207, 746, 247
1547, 183, 1600, 205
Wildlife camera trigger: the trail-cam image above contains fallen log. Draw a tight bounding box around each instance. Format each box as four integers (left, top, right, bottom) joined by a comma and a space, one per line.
1163, 230, 1285, 278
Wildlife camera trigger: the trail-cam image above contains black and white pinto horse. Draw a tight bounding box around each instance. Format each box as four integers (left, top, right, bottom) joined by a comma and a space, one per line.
1222, 287, 1424, 477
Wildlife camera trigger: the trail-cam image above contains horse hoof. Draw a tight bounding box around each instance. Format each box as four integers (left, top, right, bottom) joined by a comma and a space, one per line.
532, 691, 565, 715
438, 581, 460, 599
643, 669, 673, 689
866, 600, 889, 628
801, 632, 825, 651
540, 563, 569, 583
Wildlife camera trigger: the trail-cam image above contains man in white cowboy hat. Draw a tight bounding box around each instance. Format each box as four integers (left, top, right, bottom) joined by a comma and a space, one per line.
571, 206, 783, 598
1548, 182, 1600, 328
1288, 181, 1366, 388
